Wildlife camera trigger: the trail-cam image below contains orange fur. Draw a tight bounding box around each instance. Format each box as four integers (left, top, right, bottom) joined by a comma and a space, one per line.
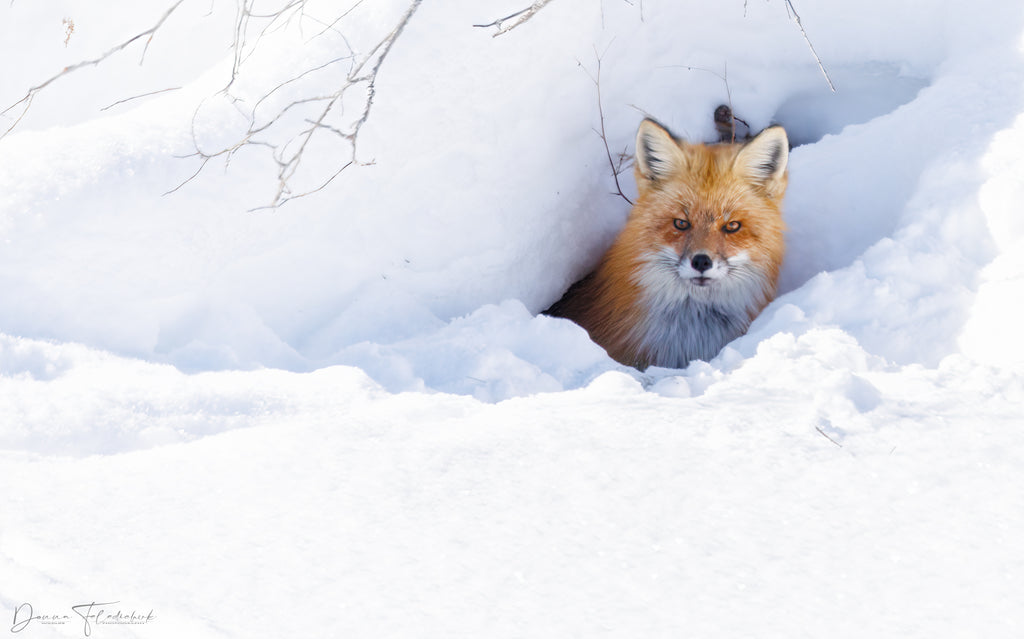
547, 118, 789, 369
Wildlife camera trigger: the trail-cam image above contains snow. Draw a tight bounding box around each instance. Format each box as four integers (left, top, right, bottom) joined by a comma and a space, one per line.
2, 0, 1024, 636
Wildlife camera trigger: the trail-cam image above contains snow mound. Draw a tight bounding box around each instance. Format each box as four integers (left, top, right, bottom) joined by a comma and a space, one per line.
1, 0, 1023, 401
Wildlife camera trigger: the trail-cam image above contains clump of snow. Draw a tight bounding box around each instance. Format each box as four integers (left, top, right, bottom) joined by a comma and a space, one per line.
2, 0, 1024, 636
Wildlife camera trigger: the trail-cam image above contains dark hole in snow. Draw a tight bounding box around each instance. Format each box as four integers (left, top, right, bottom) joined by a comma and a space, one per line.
772, 63, 929, 147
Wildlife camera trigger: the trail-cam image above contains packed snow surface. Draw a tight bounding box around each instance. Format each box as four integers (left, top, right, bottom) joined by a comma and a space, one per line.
1, 0, 1023, 636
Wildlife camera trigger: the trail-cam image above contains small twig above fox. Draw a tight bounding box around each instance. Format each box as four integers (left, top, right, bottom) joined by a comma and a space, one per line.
577, 49, 635, 206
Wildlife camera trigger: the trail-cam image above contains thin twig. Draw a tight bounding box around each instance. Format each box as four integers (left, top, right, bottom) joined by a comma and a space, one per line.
99, 87, 182, 111
309, 0, 368, 41
815, 425, 843, 448
474, 0, 557, 36
247, 160, 355, 212
579, 51, 633, 206
163, 156, 211, 196
473, 7, 530, 29
248, 54, 356, 127
782, 0, 835, 92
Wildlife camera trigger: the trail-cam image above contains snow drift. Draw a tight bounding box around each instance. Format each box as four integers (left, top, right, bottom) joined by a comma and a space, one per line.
2, 0, 1022, 394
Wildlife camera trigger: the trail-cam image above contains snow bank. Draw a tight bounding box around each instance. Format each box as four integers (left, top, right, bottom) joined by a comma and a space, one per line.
1, 330, 1022, 637
3, 0, 1023, 396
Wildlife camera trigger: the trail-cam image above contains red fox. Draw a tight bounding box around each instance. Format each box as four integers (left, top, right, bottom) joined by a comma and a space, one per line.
546, 117, 788, 369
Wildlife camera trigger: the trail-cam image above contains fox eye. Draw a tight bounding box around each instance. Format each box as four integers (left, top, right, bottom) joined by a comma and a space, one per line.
673, 218, 691, 231
723, 220, 742, 234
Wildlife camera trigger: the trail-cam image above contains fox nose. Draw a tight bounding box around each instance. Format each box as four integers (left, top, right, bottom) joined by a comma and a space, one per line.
691, 253, 713, 273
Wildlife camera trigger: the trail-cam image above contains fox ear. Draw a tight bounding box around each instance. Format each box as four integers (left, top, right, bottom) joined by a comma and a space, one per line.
635, 119, 686, 186
734, 125, 789, 196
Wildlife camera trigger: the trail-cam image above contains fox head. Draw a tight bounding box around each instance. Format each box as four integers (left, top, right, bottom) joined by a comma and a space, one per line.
624, 118, 788, 318
544, 117, 789, 369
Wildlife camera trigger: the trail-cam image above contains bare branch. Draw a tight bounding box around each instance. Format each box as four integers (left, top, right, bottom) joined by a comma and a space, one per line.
4, 0, 431, 211
308, 0, 369, 41
782, 0, 836, 92
1, 0, 187, 139
247, 160, 355, 212
815, 425, 843, 448
173, 0, 424, 210
263, 0, 421, 208
345, 0, 422, 144
580, 51, 633, 206
245, 55, 357, 136
473, 7, 530, 29
163, 156, 212, 196
227, 0, 311, 91
100, 87, 182, 112
474, 0, 557, 36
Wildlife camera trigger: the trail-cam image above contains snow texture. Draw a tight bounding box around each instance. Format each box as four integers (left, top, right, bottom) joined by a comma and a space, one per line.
1, 0, 1023, 636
